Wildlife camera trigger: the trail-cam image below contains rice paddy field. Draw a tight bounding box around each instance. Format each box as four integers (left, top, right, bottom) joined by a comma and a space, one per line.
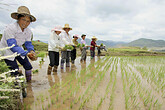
22, 55, 165, 110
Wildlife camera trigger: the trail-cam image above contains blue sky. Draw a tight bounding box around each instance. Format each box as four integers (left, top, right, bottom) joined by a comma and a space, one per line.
0, 0, 165, 42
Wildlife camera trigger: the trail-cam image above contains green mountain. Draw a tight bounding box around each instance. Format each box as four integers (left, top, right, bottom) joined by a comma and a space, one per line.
126, 38, 165, 47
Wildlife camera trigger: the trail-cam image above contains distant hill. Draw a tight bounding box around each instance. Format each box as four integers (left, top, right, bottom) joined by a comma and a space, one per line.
77, 38, 127, 47
41, 38, 126, 48
41, 38, 165, 48
126, 38, 165, 47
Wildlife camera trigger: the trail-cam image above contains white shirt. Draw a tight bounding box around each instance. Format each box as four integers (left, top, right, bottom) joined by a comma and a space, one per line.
48, 31, 63, 52
0, 22, 32, 61
60, 31, 73, 46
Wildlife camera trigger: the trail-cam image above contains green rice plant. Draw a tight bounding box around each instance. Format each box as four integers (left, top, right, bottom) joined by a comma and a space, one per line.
63, 97, 65, 104
51, 98, 55, 104
63, 45, 74, 50
81, 44, 85, 47
48, 103, 50, 108
37, 52, 46, 58
56, 94, 59, 102
23, 103, 27, 110
70, 102, 73, 109
77, 43, 81, 48
79, 59, 111, 110
32, 69, 39, 74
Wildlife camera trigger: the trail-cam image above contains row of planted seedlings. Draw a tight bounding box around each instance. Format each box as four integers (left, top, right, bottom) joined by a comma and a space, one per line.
94, 57, 121, 110
27, 56, 110, 110
78, 57, 116, 110
131, 56, 165, 109
69, 56, 112, 110
94, 57, 116, 110
123, 56, 165, 94
120, 57, 163, 110
131, 56, 165, 97
51, 56, 110, 110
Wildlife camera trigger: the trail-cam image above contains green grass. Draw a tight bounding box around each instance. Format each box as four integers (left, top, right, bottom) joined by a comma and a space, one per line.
107, 47, 165, 56
32, 41, 48, 51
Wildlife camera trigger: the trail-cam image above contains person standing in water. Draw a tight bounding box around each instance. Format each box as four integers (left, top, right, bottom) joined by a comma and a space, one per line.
60, 24, 73, 69
90, 36, 99, 59
0, 6, 37, 82
80, 34, 90, 62
71, 34, 79, 64
47, 26, 64, 74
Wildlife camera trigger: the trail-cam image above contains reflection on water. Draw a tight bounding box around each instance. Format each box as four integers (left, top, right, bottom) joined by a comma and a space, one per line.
21, 56, 103, 109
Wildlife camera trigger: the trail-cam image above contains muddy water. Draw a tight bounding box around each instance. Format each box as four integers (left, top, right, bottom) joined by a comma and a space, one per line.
20, 56, 165, 110
20, 56, 103, 109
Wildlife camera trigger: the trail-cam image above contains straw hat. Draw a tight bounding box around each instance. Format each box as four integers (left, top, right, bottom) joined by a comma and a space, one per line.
51, 26, 64, 32
91, 36, 97, 41
63, 24, 72, 30
11, 6, 36, 22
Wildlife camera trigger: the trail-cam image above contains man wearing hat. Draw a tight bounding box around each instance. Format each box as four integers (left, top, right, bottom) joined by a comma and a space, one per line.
0, 6, 37, 82
60, 24, 73, 69
90, 36, 99, 59
71, 34, 79, 64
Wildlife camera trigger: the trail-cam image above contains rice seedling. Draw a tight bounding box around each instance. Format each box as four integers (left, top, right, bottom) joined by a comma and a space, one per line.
22, 56, 165, 109
51, 98, 55, 104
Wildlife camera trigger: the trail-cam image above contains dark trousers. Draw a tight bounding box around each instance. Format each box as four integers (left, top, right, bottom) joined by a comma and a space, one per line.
98, 49, 101, 56
4, 56, 32, 76
61, 51, 71, 64
48, 51, 59, 67
71, 49, 76, 61
90, 50, 95, 58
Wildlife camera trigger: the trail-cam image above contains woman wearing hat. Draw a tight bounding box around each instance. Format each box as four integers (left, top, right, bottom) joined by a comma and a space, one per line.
60, 24, 73, 69
0, 6, 37, 82
71, 34, 79, 64
90, 36, 99, 59
47, 26, 64, 74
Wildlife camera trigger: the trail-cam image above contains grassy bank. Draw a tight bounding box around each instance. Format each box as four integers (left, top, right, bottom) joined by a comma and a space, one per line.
32, 41, 48, 51
106, 47, 165, 56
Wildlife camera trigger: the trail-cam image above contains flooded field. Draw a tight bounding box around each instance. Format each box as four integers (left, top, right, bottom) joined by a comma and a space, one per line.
21, 56, 165, 110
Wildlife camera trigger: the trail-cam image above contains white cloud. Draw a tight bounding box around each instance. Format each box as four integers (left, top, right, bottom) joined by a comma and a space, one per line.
0, 0, 165, 42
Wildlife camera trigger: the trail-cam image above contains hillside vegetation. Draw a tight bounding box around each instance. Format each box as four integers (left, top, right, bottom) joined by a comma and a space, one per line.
32, 41, 48, 51
126, 38, 165, 47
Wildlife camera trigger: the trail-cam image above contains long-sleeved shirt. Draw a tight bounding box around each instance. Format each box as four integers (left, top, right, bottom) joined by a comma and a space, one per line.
72, 39, 78, 46
90, 41, 96, 51
60, 31, 73, 45
0, 22, 34, 61
81, 39, 86, 45
48, 31, 63, 52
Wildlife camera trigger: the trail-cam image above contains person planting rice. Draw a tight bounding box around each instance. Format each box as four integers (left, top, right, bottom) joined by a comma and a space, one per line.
80, 34, 90, 62
47, 26, 64, 74
97, 43, 107, 56
0, 6, 37, 82
90, 36, 99, 59
71, 34, 79, 64
60, 24, 73, 69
